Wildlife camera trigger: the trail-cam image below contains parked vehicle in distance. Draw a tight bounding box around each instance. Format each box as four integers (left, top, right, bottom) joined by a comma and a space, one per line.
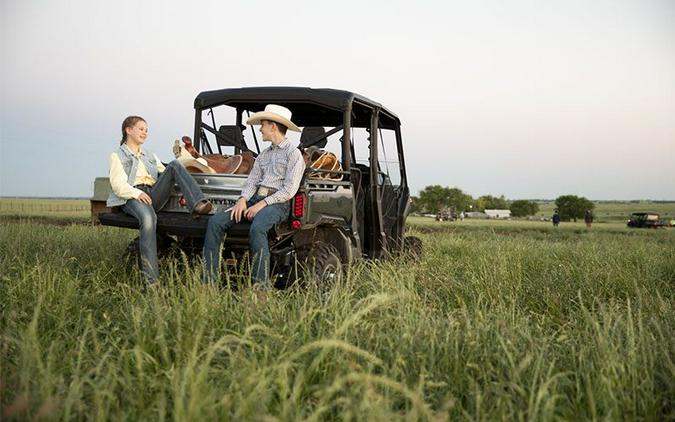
435, 208, 457, 222
626, 212, 670, 228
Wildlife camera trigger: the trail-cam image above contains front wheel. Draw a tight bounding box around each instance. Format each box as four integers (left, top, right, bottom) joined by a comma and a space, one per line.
123, 233, 180, 273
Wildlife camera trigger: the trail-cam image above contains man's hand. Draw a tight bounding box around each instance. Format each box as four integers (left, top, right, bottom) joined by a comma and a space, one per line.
228, 197, 248, 223
138, 192, 153, 205
244, 200, 267, 220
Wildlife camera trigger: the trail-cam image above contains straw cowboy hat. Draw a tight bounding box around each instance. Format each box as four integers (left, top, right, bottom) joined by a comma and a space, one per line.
173, 139, 214, 173
173, 138, 248, 174
178, 157, 217, 174
246, 104, 301, 132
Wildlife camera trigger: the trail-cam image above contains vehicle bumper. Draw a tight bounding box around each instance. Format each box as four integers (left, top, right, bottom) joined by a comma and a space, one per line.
97, 210, 254, 239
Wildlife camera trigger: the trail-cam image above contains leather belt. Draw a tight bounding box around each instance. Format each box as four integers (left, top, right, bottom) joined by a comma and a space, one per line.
256, 186, 277, 196
134, 184, 153, 190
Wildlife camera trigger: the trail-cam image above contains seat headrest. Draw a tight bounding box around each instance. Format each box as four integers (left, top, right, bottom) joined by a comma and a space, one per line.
300, 126, 327, 148
217, 125, 247, 151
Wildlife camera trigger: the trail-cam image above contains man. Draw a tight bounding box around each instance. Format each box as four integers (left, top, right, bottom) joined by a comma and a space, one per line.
584, 209, 593, 229
203, 104, 305, 288
552, 209, 561, 227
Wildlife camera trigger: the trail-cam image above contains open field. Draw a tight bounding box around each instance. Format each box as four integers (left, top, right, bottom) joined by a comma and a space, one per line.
4, 197, 674, 225
0, 198, 90, 222
1, 200, 674, 420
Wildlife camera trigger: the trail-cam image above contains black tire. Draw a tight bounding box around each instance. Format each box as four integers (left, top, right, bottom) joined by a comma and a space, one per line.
123, 233, 179, 273
124, 237, 141, 274
174, 236, 204, 263
402, 235, 423, 259
292, 242, 341, 291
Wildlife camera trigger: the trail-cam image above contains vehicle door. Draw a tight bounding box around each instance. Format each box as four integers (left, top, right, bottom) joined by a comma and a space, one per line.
375, 119, 406, 248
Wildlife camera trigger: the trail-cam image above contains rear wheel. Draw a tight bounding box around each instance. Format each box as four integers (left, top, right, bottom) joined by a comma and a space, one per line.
306, 242, 341, 281
402, 235, 423, 259
290, 242, 341, 292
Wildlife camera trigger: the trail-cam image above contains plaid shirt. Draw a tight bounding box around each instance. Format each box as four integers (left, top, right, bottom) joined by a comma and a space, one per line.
240, 139, 306, 205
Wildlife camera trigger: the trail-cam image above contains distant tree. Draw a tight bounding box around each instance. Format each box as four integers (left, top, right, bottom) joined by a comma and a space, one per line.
474, 195, 508, 212
510, 200, 540, 217
446, 187, 474, 213
554, 195, 594, 221
418, 185, 448, 213
417, 185, 473, 213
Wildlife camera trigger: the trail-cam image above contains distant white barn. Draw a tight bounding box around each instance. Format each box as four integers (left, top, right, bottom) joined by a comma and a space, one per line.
485, 209, 511, 219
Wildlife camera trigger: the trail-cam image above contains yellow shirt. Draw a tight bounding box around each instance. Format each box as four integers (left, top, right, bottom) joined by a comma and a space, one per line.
109, 149, 166, 200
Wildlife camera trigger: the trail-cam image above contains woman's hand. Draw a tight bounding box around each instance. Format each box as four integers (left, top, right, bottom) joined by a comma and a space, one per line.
138, 192, 153, 205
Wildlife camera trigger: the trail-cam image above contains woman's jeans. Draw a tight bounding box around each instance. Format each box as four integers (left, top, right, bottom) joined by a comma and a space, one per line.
121, 160, 206, 283
203, 195, 290, 289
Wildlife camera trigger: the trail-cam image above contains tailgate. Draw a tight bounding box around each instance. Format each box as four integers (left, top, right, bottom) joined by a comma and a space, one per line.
91, 173, 249, 217
160, 173, 249, 214
97, 210, 255, 239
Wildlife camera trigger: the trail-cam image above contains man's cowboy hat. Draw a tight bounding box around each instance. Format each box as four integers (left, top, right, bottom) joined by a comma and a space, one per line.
246, 104, 301, 132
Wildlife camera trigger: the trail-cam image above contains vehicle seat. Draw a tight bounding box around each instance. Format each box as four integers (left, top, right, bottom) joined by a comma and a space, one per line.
215, 125, 256, 174
217, 125, 247, 153
299, 126, 327, 149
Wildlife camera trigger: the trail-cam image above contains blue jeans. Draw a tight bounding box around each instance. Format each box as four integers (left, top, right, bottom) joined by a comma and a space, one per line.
203, 195, 290, 289
122, 160, 207, 283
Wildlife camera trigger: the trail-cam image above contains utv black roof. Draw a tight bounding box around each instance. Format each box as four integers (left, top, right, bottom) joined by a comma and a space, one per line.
194, 87, 400, 129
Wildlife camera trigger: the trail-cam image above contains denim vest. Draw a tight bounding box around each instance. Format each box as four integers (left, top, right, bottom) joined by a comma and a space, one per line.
106, 144, 160, 207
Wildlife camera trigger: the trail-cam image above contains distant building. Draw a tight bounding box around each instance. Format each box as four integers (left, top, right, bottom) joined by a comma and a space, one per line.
485, 209, 511, 219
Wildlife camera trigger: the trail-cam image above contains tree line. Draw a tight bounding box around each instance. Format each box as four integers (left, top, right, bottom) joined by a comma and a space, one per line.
411, 185, 594, 220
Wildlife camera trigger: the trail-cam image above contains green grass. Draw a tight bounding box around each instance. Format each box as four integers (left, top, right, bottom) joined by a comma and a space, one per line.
1, 201, 674, 420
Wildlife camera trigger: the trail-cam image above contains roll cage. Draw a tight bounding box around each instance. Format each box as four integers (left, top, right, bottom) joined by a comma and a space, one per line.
192, 87, 410, 258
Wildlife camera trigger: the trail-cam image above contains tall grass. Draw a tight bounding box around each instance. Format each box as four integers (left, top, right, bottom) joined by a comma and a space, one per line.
1, 220, 673, 420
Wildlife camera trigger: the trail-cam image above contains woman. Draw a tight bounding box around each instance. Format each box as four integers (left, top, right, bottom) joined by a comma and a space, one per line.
106, 116, 212, 285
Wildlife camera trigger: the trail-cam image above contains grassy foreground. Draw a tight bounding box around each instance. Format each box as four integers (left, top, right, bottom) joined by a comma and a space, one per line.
1, 219, 674, 420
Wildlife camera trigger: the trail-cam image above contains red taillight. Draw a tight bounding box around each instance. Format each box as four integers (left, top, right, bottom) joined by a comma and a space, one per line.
291, 220, 302, 229
293, 193, 304, 218
178, 196, 187, 207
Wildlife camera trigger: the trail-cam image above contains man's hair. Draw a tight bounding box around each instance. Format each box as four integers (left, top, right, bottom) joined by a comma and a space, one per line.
263, 119, 288, 135
275, 122, 288, 135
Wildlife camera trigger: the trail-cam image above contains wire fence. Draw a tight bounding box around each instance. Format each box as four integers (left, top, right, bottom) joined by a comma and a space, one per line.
0, 199, 90, 214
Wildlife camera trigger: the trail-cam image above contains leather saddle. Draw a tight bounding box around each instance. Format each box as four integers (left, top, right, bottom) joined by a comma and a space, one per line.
302, 146, 343, 181
174, 136, 255, 174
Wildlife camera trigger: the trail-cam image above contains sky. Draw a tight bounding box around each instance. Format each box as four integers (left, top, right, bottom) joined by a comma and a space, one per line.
1, 0, 674, 200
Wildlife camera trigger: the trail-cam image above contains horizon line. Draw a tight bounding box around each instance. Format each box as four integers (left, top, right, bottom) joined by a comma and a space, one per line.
2, 196, 675, 203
